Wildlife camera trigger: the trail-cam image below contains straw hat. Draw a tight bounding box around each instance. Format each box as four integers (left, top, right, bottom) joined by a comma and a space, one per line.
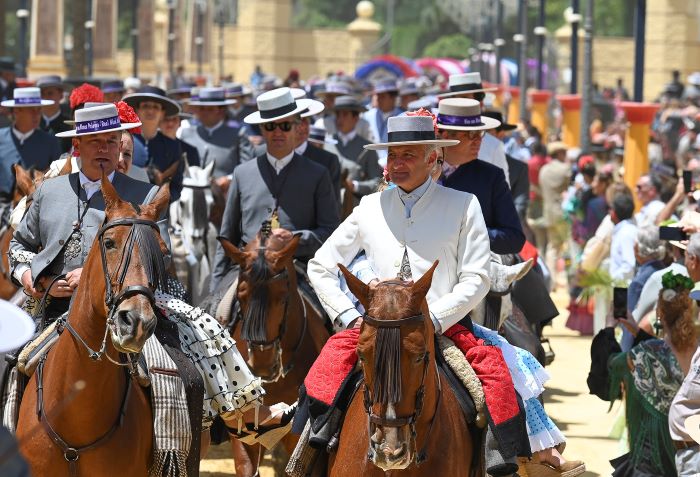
363, 115, 459, 150
437, 72, 498, 99
56, 103, 142, 138
1, 87, 54, 108
185, 87, 237, 107
436, 98, 501, 131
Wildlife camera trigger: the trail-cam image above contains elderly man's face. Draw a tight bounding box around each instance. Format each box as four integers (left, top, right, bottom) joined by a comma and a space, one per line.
685, 252, 700, 282
387, 144, 435, 192
73, 130, 122, 180
636, 176, 657, 205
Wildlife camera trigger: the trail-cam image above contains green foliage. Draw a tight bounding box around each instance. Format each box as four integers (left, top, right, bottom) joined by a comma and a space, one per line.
661, 271, 694, 292
117, 0, 134, 49
422, 34, 471, 59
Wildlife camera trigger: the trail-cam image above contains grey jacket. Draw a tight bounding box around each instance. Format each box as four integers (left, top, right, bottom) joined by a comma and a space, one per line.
180, 124, 254, 178
334, 134, 383, 197
10, 172, 163, 287
211, 154, 340, 290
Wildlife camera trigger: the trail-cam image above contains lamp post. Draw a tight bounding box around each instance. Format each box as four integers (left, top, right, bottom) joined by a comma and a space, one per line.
218, 1, 225, 82
580, 0, 593, 153
517, 0, 528, 122
633, 0, 646, 102
494, 0, 504, 85
535, 0, 546, 90
167, 0, 177, 88
569, 0, 581, 93
131, 0, 139, 78
85, 1, 94, 77
16, 1, 29, 77
195, 0, 205, 76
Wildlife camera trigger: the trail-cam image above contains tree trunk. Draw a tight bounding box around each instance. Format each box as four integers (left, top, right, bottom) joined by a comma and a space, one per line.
0, 0, 6, 56
69, 0, 87, 77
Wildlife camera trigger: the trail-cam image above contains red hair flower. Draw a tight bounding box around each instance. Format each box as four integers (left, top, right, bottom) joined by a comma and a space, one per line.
69, 83, 104, 110
405, 107, 438, 135
115, 101, 142, 135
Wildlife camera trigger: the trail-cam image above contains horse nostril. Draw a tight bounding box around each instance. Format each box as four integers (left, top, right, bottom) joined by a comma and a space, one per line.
118, 309, 137, 329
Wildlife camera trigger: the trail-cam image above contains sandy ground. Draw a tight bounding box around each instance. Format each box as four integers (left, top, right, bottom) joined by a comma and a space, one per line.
199, 288, 620, 477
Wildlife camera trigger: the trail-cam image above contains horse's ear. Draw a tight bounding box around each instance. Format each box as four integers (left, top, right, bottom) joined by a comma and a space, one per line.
219, 236, 247, 266
59, 157, 73, 176
411, 260, 438, 302
141, 183, 171, 220
338, 263, 370, 310
269, 234, 300, 267
160, 159, 181, 184
203, 160, 214, 178
101, 172, 124, 211
13, 164, 33, 196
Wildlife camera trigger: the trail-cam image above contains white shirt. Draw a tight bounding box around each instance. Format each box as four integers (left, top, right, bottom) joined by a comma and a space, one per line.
397, 176, 431, 218
609, 219, 637, 281
12, 128, 35, 146
479, 133, 510, 187
204, 120, 225, 137
295, 141, 308, 156
266, 151, 294, 174
635, 199, 665, 226
42, 110, 61, 124
337, 130, 357, 147
669, 345, 700, 441
632, 262, 688, 322
79, 170, 116, 199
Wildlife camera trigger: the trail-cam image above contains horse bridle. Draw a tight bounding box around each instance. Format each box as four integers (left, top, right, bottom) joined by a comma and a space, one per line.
236, 265, 308, 383
36, 216, 160, 477
361, 312, 442, 465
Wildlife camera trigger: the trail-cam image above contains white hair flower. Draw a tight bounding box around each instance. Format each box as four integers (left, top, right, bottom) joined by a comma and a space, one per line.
662, 289, 677, 301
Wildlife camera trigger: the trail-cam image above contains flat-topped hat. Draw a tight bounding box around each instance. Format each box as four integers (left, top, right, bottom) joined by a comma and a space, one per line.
333, 95, 367, 112
299, 97, 325, 118
438, 72, 498, 99
167, 83, 196, 97
482, 110, 516, 131
0, 300, 34, 353
436, 98, 500, 131
187, 86, 237, 107
101, 79, 125, 93
123, 85, 181, 117
399, 81, 420, 97
223, 82, 253, 98
364, 115, 459, 150
407, 97, 436, 111
64, 102, 110, 124
373, 78, 399, 95
56, 103, 142, 138
36, 75, 66, 90
308, 125, 338, 145
315, 82, 352, 97
1, 87, 54, 107
244, 87, 310, 124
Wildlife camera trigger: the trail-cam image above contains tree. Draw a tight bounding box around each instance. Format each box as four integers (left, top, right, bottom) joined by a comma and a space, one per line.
422, 34, 472, 59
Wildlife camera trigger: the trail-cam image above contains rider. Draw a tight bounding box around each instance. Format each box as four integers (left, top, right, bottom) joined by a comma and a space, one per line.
9, 103, 296, 452
304, 115, 529, 476
210, 87, 340, 292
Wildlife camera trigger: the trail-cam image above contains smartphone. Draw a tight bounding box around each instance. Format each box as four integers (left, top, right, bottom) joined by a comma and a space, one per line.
684, 170, 693, 194
659, 226, 688, 241
613, 287, 628, 319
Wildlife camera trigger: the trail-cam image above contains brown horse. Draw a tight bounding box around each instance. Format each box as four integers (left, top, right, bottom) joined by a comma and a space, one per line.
219, 230, 330, 476
15, 177, 171, 477
328, 261, 472, 476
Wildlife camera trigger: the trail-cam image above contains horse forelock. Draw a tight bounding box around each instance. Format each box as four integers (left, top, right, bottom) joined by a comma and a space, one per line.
133, 223, 170, 293
240, 244, 273, 342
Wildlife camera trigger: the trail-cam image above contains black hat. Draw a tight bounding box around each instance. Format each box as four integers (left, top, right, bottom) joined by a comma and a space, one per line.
482, 110, 517, 132
123, 85, 181, 117
101, 79, 125, 93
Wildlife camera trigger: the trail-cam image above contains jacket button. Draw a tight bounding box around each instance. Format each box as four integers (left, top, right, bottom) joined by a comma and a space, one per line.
59, 240, 64, 245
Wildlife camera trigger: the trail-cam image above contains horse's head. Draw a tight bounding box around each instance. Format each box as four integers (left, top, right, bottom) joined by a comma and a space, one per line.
13, 164, 45, 206
97, 176, 171, 353
340, 261, 439, 472
172, 162, 214, 240
219, 228, 300, 381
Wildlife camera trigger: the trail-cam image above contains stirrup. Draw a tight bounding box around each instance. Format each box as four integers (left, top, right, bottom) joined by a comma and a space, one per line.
229, 402, 297, 450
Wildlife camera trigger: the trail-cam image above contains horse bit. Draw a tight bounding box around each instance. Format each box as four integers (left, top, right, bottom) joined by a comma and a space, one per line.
36, 216, 161, 476
362, 312, 442, 465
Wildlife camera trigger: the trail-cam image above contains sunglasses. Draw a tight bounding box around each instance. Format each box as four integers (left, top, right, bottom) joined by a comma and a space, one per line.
262, 121, 296, 132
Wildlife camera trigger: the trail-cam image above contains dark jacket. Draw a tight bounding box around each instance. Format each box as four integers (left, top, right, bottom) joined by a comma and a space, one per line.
299, 141, 341, 206
41, 112, 73, 153
443, 159, 525, 254
506, 155, 530, 222
134, 132, 185, 202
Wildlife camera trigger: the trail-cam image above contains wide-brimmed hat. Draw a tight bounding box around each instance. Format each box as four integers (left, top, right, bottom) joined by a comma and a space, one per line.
547, 141, 568, 156
244, 87, 309, 125
482, 110, 517, 131
333, 95, 367, 112
1, 87, 54, 108
186, 87, 237, 107
438, 72, 498, 99
36, 75, 66, 90
300, 98, 324, 118
308, 125, 338, 145
399, 81, 420, 97
373, 78, 399, 95
436, 98, 501, 131
407, 97, 437, 111
223, 82, 253, 98
167, 83, 196, 97
315, 82, 352, 97
364, 115, 459, 150
101, 79, 125, 94
0, 300, 34, 353
687, 415, 700, 444
123, 86, 181, 117
56, 103, 142, 138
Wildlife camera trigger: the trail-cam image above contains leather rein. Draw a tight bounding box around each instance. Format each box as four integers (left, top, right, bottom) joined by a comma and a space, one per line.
362, 312, 442, 465
35, 216, 159, 477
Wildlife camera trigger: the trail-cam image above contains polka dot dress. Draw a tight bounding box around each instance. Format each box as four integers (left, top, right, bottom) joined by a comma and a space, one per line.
155, 291, 265, 427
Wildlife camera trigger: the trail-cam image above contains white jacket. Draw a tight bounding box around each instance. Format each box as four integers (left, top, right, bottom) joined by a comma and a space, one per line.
308, 180, 491, 332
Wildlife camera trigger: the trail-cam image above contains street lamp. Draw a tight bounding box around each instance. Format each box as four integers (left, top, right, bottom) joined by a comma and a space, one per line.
167, 0, 177, 88
534, 0, 546, 90
566, 1, 582, 93
633, 0, 646, 102
580, 0, 594, 153
131, 0, 139, 78
16, 1, 29, 77
494, 0, 504, 85
195, 0, 206, 76
516, 0, 528, 122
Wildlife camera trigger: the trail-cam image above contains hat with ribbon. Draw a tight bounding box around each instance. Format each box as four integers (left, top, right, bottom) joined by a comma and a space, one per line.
244, 87, 310, 125
223, 82, 253, 98
36, 75, 66, 90
56, 103, 142, 138
315, 81, 352, 97
186, 86, 237, 107
308, 125, 338, 145
333, 95, 367, 112
299, 97, 325, 119
167, 83, 196, 97
438, 72, 498, 99
0, 300, 34, 353
373, 78, 399, 95
1, 87, 54, 108
101, 79, 126, 94
363, 115, 459, 150
123, 85, 181, 117
436, 98, 501, 131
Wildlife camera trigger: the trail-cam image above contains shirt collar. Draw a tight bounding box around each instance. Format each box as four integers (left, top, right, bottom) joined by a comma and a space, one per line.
204, 120, 224, 136
397, 176, 432, 218
79, 170, 116, 199
12, 128, 36, 145
337, 129, 357, 146
43, 110, 61, 123
266, 151, 295, 174
295, 141, 308, 156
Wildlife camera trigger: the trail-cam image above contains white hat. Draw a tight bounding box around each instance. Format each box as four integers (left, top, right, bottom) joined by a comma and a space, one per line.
438, 72, 498, 99
1, 87, 54, 108
363, 115, 459, 150
308, 125, 337, 145
299, 98, 324, 119
187, 87, 237, 106
56, 103, 142, 138
124, 76, 142, 90
436, 98, 501, 131
244, 87, 310, 125
0, 300, 34, 353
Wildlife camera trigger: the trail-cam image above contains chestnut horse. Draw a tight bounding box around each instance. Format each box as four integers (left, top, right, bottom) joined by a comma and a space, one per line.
329, 261, 472, 476
15, 177, 171, 477
219, 229, 330, 476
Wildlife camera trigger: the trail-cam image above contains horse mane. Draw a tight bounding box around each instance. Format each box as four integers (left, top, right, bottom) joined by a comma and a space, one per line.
240, 234, 273, 342
129, 222, 170, 294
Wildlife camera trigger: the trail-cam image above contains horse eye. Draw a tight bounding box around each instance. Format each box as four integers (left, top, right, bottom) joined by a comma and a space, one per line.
104, 238, 117, 249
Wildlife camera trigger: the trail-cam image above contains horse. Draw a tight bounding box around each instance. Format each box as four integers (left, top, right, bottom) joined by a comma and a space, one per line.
219, 229, 330, 476
328, 261, 472, 476
15, 177, 171, 477
169, 161, 216, 303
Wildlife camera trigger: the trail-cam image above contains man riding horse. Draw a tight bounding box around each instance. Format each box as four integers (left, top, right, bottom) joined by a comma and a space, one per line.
303, 115, 530, 476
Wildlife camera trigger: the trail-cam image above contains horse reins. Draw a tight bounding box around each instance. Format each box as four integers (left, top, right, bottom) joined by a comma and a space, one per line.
362, 312, 442, 465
